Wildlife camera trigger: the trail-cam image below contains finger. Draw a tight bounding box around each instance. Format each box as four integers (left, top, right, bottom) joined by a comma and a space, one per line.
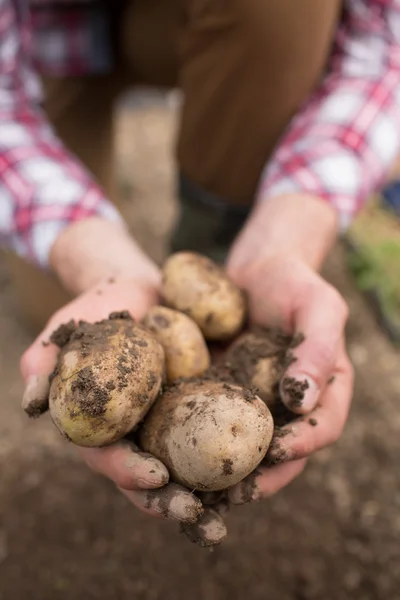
181, 508, 228, 547
268, 350, 353, 462
280, 282, 348, 414
80, 440, 169, 491
120, 483, 204, 524
20, 337, 60, 382
22, 374, 50, 418
20, 317, 76, 419
211, 497, 230, 517
196, 491, 231, 516
228, 459, 307, 505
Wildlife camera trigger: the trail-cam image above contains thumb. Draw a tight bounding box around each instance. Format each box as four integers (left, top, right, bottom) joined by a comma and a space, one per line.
20, 276, 160, 417
280, 281, 348, 414
20, 321, 64, 417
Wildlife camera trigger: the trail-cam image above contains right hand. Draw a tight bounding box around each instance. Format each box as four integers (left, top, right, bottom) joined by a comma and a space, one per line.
20, 218, 227, 546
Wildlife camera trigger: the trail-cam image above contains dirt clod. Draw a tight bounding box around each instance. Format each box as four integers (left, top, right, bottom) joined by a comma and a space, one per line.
50, 320, 77, 348
222, 459, 234, 476
108, 311, 133, 321
70, 367, 110, 418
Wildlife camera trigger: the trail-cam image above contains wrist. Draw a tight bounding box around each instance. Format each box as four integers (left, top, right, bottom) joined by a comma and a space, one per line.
49, 217, 161, 296
227, 194, 338, 286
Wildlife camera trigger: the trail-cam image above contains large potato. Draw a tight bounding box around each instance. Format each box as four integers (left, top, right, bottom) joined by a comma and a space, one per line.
139, 380, 274, 491
49, 317, 165, 447
161, 252, 246, 341
142, 306, 210, 382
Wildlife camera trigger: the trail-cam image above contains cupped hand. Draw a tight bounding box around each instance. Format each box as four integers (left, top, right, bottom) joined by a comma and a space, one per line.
20, 275, 226, 545
224, 253, 354, 505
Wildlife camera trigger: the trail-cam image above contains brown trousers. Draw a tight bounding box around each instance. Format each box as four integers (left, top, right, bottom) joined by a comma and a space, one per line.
6, 0, 341, 333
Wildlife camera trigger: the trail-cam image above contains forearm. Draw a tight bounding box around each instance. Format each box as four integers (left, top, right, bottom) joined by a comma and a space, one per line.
227, 193, 337, 282
247, 0, 400, 258
50, 217, 161, 296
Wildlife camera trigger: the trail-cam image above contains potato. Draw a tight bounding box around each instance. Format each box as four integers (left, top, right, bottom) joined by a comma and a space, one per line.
139, 380, 274, 491
223, 331, 283, 408
49, 316, 165, 447
141, 306, 210, 382
161, 252, 246, 341
250, 357, 281, 407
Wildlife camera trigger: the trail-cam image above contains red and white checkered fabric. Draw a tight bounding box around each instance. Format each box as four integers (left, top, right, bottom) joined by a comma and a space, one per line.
260, 0, 400, 230
1, 0, 400, 267
0, 0, 122, 267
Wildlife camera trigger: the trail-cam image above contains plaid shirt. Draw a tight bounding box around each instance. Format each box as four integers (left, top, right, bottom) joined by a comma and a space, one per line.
1, 0, 400, 268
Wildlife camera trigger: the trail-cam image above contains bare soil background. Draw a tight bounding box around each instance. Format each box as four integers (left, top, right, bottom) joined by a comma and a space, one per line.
1, 97, 400, 600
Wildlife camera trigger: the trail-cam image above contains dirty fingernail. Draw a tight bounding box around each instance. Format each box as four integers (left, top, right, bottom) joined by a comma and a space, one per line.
181, 508, 227, 548
131, 484, 203, 523
124, 451, 169, 489
22, 374, 50, 418
280, 374, 319, 413
135, 477, 167, 490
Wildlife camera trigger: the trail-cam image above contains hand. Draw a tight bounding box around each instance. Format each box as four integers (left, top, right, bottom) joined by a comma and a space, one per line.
20, 218, 227, 546
222, 193, 354, 505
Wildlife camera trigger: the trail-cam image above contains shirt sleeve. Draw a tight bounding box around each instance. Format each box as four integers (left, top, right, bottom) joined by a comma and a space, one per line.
0, 0, 123, 268
258, 0, 400, 231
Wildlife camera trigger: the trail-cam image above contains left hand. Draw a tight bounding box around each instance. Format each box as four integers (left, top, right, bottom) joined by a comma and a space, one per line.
222, 193, 354, 505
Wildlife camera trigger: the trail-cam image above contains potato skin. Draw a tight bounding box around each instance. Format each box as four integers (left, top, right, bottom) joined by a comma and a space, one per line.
251, 357, 280, 407
224, 332, 283, 408
139, 380, 274, 491
142, 306, 210, 383
161, 252, 246, 341
49, 319, 165, 447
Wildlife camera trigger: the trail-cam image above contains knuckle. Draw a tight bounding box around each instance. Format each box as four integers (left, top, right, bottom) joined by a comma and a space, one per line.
115, 472, 136, 491
327, 425, 342, 446
20, 349, 33, 378
324, 285, 349, 320
328, 408, 348, 446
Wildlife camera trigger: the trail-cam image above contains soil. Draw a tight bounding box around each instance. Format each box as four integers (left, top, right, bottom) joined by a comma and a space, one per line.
1, 97, 400, 599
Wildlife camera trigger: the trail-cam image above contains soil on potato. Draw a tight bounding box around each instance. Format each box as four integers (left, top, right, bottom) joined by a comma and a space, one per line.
1, 100, 400, 599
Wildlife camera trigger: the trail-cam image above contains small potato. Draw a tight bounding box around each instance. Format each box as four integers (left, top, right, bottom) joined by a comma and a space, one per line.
161, 252, 246, 341
139, 380, 274, 492
142, 306, 210, 383
224, 332, 283, 408
251, 357, 281, 407
49, 317, 165, 447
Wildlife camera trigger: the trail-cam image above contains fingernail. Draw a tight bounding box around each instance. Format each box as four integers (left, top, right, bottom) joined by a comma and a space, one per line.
124, 452, 169, 489
135, 478, 168, 490
22, 374, 50, 418
280, 374, 319, 413
228, 471, 261, 505
181, 509, 227, 548
132, 484, 203, 523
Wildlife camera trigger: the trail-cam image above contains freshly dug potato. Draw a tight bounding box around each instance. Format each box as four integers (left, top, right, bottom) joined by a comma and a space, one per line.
223, 331, 284, 408
140, 380, 274, 492
49, 315, 165, 447
161, 252, 246, 341
142, 306, 210, 382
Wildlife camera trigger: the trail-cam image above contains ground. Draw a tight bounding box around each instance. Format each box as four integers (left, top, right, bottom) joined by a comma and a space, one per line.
1, 97, 400, 600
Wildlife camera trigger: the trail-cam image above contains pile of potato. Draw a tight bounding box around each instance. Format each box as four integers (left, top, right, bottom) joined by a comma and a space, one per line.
30, 252, 299, 544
